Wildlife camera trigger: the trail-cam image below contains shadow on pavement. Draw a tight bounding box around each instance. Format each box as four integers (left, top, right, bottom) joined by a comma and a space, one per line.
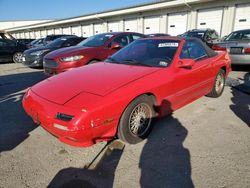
0, 71, 47, 152
229, 72, 250, 127
140, 100, 194, 188
48, 99, 193, 188
48, 140, 125, 188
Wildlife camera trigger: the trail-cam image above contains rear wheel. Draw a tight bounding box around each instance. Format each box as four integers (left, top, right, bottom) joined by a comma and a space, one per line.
12, 52, 23, 63
117, 95, 155, 144
206, 69, 225, 98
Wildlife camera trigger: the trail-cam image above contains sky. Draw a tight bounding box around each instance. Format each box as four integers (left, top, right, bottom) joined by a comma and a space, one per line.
0, 0, 156, 21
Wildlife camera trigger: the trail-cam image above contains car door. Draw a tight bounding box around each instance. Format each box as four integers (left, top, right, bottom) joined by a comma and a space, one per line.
172, 39, 214, 109
0, 39, 16, 62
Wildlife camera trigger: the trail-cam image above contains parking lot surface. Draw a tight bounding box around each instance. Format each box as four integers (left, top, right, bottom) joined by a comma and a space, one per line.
0, 63, 249, 188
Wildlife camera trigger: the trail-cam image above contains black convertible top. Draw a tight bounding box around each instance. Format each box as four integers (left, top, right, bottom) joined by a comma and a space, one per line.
184, 37, 217, 57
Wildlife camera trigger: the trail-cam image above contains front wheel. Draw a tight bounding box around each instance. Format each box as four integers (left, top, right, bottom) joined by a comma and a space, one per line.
13, 52, 23, 63
206, 69, 225, 98
117, 95, 155, 144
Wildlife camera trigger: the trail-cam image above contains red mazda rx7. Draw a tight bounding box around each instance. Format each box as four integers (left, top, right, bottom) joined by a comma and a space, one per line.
23, 37, 231, 147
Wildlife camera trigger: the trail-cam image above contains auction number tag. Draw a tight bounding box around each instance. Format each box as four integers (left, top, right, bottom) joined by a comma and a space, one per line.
158, 42, 179, 48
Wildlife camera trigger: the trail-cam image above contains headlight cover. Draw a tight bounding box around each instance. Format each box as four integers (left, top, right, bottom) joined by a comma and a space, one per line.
61, 55, 84, 62
30, 49, 49, 56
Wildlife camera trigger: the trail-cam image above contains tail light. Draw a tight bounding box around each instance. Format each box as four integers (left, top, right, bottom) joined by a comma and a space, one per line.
211, 44, 227, 51
244, 48, 250, 54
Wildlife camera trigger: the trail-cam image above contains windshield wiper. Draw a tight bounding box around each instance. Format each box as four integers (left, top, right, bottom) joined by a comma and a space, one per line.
122, 59, 153, 67
106, 57, 119, 63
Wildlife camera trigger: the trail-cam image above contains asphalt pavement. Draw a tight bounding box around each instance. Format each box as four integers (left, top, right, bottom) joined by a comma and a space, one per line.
0, 63, 249, 188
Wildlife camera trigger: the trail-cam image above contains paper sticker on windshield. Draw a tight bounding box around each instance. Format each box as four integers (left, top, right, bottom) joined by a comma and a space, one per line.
158, 42, 179, 48
159, 61, 168, 67
105, 34, 114, 38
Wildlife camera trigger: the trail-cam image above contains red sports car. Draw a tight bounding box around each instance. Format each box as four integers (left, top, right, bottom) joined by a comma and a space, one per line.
23, 37, 231, 147
43, 32, 145, 75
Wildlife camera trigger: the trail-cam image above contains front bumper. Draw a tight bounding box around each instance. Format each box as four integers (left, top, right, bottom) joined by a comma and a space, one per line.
22, 54, 43, 68
22, 89, 95, 147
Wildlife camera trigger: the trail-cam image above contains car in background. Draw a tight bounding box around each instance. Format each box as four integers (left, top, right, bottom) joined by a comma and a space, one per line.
26, 38, 45, 49
211, 29, 250, 65
23, 37, 231, 147
0, 38, 27, 63
146, 33, 170, 37
182, 29, 220, 47
43, 32, 145, 75
43, 34, 75, 45
22, 36, 86, 68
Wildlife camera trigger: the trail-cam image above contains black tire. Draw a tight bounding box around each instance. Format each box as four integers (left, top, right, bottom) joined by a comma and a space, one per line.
206, 69, 225, 98
12, 52, 23, 63
117, 95, 156, 144
88, 60, 99, 64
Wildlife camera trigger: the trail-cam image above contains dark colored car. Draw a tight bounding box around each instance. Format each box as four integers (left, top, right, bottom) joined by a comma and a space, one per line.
182, 29, 220, 47
26, 38, 45, 49
22, 36, 86, 68
43, 34, 75, 45
43, 32, 145, 75
0, 38, 27, 63
211, 29, 250, 65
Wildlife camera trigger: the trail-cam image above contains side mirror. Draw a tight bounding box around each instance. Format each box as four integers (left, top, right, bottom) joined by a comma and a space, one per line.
110, 42, 121, 50
177, 59, 195, 69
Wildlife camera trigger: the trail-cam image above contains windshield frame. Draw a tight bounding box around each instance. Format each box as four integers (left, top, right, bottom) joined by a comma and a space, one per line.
105, 38, 180, 68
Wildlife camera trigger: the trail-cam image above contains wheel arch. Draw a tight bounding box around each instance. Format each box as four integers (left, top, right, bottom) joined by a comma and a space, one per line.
115, 92, 158, 136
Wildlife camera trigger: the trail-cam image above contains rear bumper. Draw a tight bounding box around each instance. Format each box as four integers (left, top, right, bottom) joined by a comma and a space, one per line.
22, 90, 95, 147
230, 54, 250, 65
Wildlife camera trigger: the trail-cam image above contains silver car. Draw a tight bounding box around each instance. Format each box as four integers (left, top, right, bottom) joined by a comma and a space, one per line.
212, 29, 250, 65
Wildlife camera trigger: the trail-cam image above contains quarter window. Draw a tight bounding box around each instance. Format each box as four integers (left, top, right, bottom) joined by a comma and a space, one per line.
180, 41, 208, 60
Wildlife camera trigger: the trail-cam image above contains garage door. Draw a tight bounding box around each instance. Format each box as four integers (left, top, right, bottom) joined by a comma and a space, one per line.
81, 25, 91, 37
72, 26, 81, 36
234, 3, 250, 31
29, 31, 35, 39
94, 23, 103, 34
168, 12, 188, 36
62, 27, 71, 35
124, 19, 138, 32
47, 29, 54, 35
197, 7, 223, 35
144, 16, 160, 34
108, 21, 119, 32
35, 31, 41, 39
41, 30, 47, 37
54, 28, 61, 34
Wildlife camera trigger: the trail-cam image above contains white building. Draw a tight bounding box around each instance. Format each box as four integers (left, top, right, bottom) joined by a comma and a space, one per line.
5, 0, 250, 39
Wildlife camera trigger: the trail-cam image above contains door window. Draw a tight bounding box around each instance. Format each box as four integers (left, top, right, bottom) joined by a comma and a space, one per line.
110, 35, 130, 48
180, 40, 208, 60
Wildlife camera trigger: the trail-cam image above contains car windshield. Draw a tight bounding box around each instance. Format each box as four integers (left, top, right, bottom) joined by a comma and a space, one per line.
105, 39, 179, 67
46, 37, 71, 48
77, 33, 113, 47
225, 30, 250, 41
183, 31, 205, 39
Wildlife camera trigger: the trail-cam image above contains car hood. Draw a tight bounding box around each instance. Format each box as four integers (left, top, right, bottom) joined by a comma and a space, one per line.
44, 45, 93, 59
24, 46, 55, 54
31, 62, 161, 105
